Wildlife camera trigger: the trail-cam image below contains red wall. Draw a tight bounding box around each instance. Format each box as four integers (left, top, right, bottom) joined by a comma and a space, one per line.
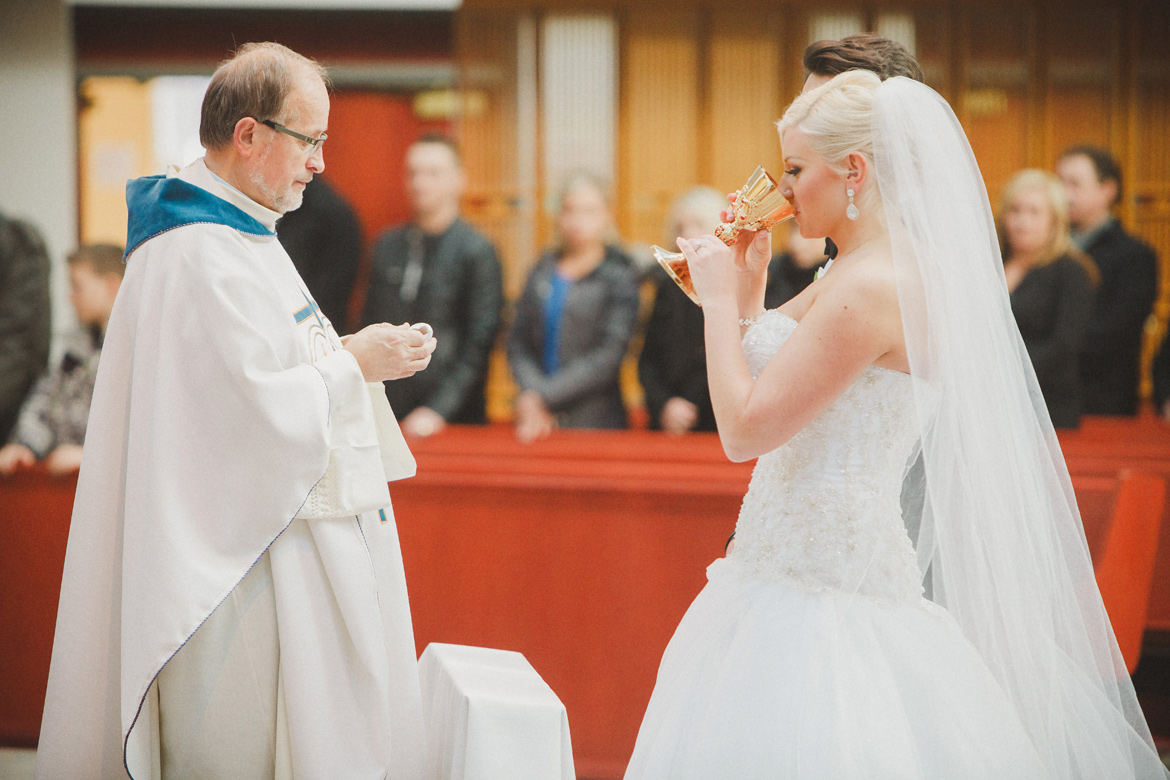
322, 90, 452, 328
325, 91, 451, 242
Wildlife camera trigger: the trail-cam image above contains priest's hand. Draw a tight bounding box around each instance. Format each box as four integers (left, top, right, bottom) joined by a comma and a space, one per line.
0, 443, 36, 476
344, 323, 437, 382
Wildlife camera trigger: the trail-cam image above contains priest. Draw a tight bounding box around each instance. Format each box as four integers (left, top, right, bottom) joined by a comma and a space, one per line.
36, 42, 434, 780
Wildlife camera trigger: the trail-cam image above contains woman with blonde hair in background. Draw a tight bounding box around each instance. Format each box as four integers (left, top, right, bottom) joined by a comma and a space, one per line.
639, 186, 727, 434
642, 191, 829, 436
507, 173, 639, 442
998, 168, 1097, 428
624, 70, 1166, 779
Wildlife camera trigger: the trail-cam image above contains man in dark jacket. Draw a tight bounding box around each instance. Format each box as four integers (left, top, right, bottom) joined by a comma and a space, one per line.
1057, 145, 1159, 416
361, 135, 503, 435
277, 176, 361, 329
0, 212, 52, 444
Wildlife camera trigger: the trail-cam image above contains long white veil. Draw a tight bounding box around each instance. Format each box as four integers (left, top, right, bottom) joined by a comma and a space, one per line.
874, 76, 1167, 778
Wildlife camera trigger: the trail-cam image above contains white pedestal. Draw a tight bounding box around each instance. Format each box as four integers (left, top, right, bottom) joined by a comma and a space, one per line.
418, 643, 576, 780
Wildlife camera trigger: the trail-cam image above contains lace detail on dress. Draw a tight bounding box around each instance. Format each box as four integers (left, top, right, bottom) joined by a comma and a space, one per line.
728, 310, 923, 602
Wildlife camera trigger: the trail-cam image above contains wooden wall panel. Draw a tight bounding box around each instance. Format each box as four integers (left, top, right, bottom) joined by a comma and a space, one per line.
963, 90, 1031, 205
1130, 3, 1170, 392
457, 10, 534, 296
966, 4, 1032, 64
1042, 5, 1118, 166
620, 7, 700, 245
1045, 87, 1112, 162
912, 7, 953, 99
706, 16, 785, 195
456, 10, 534, 421
960, 4, 1036, 203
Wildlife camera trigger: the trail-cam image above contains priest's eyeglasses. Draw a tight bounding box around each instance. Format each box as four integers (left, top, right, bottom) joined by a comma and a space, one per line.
258, 119, 327, 154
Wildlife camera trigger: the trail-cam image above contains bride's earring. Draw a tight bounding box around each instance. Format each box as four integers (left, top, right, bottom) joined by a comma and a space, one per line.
846, 188, 860, 221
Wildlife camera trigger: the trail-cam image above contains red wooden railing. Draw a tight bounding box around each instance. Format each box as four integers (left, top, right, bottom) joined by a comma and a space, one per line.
3, 416, 1168, 775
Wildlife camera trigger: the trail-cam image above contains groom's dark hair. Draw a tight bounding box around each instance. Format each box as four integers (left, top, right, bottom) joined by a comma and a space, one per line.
804, 34, 925, 83
803, 34, 924, 262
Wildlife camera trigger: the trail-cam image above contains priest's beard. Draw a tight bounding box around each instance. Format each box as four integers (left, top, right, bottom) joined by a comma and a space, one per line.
249, 145, 304, 214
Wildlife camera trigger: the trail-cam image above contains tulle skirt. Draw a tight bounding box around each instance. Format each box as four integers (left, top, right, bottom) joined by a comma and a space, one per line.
624, 557, 1051, 780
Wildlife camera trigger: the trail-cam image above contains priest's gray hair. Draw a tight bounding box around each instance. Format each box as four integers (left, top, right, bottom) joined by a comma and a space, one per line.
199, 42, 330, 151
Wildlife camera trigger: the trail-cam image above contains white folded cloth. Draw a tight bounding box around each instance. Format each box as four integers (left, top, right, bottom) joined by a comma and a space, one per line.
419, 643, 575, 780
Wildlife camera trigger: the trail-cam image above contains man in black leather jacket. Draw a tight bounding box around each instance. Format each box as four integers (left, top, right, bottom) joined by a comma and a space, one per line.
0, 212, 51, 444
1058, 145, 1158, 416
361, 136, 503, 435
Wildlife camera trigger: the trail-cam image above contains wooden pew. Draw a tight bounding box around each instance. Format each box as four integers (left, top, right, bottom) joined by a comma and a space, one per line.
1096, 471, 1167, 673
0, 469, 76, 747
1058, 415, 1170, 632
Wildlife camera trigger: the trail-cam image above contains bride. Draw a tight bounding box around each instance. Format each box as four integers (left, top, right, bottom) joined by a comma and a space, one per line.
624, 70, 1167, 779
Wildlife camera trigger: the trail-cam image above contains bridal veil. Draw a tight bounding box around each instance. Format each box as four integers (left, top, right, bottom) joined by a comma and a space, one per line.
874, 75, 1166, 778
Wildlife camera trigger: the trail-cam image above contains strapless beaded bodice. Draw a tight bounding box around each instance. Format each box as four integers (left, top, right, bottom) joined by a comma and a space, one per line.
727, 310, 923, 602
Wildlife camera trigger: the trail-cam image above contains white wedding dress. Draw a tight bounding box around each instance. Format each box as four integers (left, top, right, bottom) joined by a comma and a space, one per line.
624, 310, 1051, 780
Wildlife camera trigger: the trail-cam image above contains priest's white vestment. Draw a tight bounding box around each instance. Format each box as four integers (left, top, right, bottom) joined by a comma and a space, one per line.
35, 159, 427, 780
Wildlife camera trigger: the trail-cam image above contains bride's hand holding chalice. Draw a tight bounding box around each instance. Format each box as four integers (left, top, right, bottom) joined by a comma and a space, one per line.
652, 166, 795, 305
675, 234, 736, 305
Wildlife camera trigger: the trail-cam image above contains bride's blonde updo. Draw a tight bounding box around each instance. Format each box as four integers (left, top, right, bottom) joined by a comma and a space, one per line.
776, 70, 883, 213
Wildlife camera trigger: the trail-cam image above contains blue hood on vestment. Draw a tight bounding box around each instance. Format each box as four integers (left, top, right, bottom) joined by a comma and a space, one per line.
123, 175, 276, 261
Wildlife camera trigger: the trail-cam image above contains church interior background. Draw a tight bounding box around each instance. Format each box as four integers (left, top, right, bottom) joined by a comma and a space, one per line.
2, 0, 1169, 777
70, 0, 1170, 419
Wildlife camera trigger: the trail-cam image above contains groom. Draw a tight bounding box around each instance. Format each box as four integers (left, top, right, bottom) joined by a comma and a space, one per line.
37, 42, 433, 780
802, 34, 924, 260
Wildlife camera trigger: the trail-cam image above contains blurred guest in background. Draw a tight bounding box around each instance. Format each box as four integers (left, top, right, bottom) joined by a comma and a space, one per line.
640, 186, 725, 434
1057, 145, 1158, 416
277, 176, 361, 328
999, 169, 1097, 428
362, 135, 503, 437
0, 244, 124, 476
0, 211, 52, 445
640, 196, 828, 436
508, 173, 639, 442
765, 220, 828, 308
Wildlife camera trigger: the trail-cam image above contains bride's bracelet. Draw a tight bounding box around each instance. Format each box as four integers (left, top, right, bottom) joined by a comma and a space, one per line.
739, 311, 766, 327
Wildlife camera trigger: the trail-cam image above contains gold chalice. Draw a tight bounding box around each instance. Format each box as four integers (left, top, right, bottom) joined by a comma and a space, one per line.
652, 166, 795, 306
